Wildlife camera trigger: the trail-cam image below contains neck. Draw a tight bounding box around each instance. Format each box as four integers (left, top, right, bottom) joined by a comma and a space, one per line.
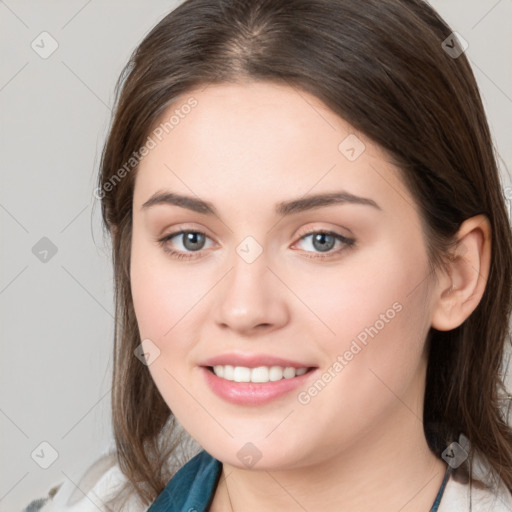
210, 408, 447, 512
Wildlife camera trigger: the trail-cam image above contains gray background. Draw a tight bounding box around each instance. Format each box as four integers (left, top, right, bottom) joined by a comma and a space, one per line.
1, 1, 511, 510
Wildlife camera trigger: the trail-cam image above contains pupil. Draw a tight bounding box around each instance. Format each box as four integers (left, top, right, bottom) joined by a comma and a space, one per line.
313, 233, 334, 252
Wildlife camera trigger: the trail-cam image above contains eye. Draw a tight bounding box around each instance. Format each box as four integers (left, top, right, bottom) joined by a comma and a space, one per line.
157, 228, 355, 261
292, 230, 355, 259
157, 230, 214, 260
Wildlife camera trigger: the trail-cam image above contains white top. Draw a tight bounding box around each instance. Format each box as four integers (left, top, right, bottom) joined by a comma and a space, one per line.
438, 475, 512, 512
23, 451, 512, 512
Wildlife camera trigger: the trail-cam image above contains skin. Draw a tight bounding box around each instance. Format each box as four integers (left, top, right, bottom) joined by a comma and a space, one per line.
130, 81, 491, 511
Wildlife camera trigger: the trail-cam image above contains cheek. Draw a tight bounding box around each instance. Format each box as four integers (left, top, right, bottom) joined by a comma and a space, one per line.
294, 243, 432, 401
130, 237, 205, 340
297, 247, 429, 349
129, 232, 219, 406
130, 240, 206, 419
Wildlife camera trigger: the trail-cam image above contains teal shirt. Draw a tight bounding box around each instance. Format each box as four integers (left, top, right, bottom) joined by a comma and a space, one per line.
148, 450, 451, 512
148, 450, 222, 512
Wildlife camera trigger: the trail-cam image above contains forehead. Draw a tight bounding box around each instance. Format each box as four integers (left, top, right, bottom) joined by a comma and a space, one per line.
133, 81, 412, 216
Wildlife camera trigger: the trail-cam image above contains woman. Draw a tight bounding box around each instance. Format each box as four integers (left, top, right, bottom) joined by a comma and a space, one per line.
24, 0, 512, 510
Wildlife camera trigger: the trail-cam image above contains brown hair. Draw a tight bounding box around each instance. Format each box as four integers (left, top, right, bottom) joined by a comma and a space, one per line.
97, 0, 512, 505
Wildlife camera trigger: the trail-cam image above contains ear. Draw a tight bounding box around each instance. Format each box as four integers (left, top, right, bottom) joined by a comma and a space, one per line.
430, 214, 491, 331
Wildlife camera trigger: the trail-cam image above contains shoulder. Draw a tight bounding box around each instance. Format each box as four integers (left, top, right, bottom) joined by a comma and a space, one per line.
21, 452, 147, 512
437, 442, 512, 512
439, 473, 512, 512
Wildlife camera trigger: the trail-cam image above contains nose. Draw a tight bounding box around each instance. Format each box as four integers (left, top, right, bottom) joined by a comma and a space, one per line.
214, 246, 290, 335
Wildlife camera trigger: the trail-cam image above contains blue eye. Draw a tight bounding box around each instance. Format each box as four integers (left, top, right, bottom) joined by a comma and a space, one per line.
293, 230, 355, 259
158, 230, 213, 259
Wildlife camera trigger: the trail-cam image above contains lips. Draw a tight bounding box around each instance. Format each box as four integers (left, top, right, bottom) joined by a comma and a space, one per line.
200, 365, 319, 406
200, 352, 316, 369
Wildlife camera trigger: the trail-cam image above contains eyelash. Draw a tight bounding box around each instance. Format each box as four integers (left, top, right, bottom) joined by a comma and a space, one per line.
157, 229, 356, 261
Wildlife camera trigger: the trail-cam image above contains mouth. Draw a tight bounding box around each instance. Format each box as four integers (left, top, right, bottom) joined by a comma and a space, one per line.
200, 364, 319, 406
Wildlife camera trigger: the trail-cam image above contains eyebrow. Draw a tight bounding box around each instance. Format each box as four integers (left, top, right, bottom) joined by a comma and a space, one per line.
141, 190, 382, 216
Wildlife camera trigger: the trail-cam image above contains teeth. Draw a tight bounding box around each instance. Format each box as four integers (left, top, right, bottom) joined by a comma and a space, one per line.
212, 365, 308, 383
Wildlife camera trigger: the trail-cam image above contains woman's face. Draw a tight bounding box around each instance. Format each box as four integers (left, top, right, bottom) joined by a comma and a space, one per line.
130, 81, 439, 469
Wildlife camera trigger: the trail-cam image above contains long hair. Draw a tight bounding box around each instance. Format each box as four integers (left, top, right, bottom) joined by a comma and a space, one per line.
97, 0, 512, 504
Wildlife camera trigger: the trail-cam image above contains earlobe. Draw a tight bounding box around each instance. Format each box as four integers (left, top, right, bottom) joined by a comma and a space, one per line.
431, 214, 492, 331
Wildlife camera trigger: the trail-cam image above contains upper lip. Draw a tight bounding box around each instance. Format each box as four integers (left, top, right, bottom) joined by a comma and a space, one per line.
200, 353, 316, 369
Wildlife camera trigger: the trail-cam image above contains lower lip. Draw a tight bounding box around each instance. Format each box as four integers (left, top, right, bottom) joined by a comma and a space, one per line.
200, 366, 318, 406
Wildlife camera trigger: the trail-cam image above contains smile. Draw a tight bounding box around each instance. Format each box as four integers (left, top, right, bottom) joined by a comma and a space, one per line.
201, 365, 318, 406
210, 364, 309, 383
